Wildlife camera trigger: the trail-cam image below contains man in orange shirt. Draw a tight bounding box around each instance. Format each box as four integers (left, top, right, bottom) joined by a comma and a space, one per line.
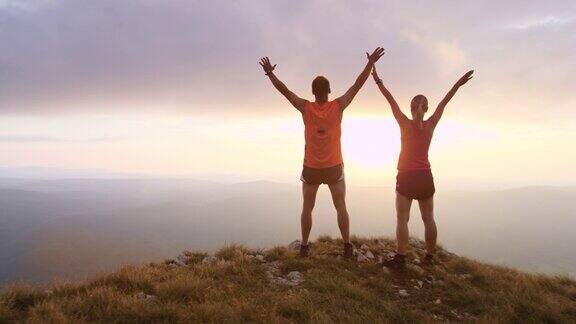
259, 47, 384, 258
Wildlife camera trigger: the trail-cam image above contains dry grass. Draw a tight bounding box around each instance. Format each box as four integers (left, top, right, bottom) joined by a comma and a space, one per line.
1, 236, 575, 323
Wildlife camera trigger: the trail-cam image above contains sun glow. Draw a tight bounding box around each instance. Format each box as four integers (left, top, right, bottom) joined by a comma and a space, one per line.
0, 110, 572, 187
341, 116, 399, 168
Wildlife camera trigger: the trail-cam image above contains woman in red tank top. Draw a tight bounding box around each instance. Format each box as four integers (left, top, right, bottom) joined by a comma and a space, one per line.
372, 66, 474, 268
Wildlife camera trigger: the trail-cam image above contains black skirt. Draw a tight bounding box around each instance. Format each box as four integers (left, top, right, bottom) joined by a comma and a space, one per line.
396, 169, 435, 200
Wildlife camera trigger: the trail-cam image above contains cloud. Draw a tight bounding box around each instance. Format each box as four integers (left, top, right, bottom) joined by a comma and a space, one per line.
0, 0, 48, 11
0, 0, 573, 121
400, 31, 467, 76
0, 1, 261, 113
510, 15, 572, 30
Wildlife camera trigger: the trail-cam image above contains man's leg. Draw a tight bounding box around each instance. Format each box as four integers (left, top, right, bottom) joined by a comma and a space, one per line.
328, 180, 350, 243
395, 192, 412, 255
418, 196, 437, 255
301, 182, 320, 246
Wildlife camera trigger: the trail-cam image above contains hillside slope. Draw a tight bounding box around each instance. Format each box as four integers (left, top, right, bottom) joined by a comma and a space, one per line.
1, 236, 575, 323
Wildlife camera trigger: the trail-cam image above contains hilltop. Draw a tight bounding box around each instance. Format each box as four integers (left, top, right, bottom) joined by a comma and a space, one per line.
1, 236, 575, 323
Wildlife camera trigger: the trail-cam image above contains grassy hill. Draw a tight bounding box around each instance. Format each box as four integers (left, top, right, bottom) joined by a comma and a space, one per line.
1, 236, 575, 323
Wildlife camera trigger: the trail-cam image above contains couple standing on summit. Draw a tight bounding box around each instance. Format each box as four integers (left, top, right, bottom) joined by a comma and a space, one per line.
259, 47, 473, 268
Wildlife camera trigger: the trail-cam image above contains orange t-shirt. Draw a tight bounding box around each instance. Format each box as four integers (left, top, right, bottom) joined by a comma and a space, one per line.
302, 100, 343, 168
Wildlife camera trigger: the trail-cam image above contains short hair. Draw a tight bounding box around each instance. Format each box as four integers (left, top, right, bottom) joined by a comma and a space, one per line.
410, 94, 428, 112
312, 76, 330, 97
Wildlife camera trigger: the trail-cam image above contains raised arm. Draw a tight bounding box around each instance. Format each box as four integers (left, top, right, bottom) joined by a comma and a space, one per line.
371, 65, 409, 125
259, 57, 306, 113
428, 70, 474, 126
336, 47, 385, 110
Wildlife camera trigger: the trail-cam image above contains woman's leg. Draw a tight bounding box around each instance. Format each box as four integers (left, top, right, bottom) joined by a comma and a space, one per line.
395, 192, 412, 255
418, 196, 437, 255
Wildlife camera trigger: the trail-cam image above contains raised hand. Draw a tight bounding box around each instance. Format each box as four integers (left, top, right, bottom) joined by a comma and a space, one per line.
371, 66, 381, 82
259, 57, 276, 74
456, 70, 474, 87
366, 47, 385, 64
429, 69, 474, 126
337, 46, 386, 111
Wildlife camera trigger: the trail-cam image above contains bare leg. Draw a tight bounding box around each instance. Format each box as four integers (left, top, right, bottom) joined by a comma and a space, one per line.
301, 182, 320, 245
328, 180, 350, 243
418, 196, 437, 255
395, 192, 413, 255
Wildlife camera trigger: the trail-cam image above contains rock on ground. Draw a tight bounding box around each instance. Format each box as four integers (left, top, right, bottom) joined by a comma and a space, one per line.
409, 237, 424, 248
287, 271, 304, 284
288, 240, 301, 250
202, 255, 219, 264
411, 279, 423, 289
135, 292, 156, 301
270, 271, 304, 287
357, 253, 370, 263
175, 253, 189, 265
365, 250, 375, 259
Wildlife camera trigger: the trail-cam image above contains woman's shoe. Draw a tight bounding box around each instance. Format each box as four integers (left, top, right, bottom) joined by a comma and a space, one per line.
422, 253, 436, 266
299, 244, 310, 257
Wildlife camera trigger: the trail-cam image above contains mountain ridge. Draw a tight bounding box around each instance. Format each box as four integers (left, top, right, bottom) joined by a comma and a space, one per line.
1, 236, 575, 322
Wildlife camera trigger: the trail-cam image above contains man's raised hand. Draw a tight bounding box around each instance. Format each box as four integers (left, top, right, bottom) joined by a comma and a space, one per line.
366, 47, 385, 64
456, 70, 474, 87
259, 57, 276, 75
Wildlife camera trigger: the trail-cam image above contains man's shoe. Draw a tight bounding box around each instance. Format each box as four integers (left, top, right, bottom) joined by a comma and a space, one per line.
299, 244, 310, 258
382, 253, 406, 269
343, 242, 354, 259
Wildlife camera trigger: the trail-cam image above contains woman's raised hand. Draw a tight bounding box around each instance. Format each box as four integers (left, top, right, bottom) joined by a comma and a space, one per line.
456, 70, 474, 87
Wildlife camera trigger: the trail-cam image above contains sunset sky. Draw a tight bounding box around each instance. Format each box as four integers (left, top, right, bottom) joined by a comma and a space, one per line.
0, 0, 574, 187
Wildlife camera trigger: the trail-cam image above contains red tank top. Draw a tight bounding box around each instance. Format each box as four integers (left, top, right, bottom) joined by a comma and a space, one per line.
397, 120, 433, 171
302, 100, 343, 168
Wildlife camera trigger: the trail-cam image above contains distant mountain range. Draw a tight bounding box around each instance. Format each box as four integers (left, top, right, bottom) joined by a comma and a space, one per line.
0, 175, 575, 284
0, 166, 149, 179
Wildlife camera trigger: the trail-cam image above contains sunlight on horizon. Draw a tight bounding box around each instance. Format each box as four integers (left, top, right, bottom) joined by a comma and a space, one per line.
0, 108, 572, 188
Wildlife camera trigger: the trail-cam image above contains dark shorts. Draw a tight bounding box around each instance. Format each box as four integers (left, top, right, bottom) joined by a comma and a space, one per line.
396, 169, 435, 200
301, 164, 344, 185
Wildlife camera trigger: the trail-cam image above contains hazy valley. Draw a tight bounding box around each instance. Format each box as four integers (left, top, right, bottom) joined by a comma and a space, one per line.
0, 174, 575, 284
